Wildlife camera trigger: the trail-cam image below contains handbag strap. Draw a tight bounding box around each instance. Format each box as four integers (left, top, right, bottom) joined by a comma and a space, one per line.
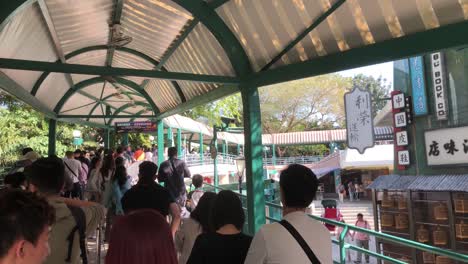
64, 161, 78, 178
279, 220, 321, 264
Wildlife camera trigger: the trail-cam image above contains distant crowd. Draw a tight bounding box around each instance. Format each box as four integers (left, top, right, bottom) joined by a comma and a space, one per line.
0, 145, 346, 264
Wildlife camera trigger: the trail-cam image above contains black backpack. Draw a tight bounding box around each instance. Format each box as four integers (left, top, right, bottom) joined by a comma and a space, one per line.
66, 205, 88, 264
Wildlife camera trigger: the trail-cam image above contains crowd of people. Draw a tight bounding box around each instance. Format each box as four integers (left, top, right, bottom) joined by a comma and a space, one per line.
0, 146, 339, 264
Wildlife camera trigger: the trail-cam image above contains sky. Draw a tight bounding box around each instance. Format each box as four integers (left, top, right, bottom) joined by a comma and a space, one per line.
338, 61, 394, 89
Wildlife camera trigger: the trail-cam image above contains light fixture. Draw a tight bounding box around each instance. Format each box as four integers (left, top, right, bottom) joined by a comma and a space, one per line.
72, 130, 82, 138
235, 156, 245, 194
149, 135, 155, 142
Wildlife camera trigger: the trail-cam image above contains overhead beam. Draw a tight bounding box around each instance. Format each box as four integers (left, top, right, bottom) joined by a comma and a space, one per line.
108, 101, 151, 124
0, 72, 56, 118
250, 20, 468, 87
59, 115, 157, 119
105, 0, 125, 67
260, 0, 346, 71
155, 84, 239, 119
0, 58, 240, 84
54, 76, 160, 115
173, 0, 252, 76
209, 0, 231, 9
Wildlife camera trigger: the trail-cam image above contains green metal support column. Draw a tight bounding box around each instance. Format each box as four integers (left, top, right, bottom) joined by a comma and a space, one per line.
272, 144, 276, 166
103, 128, 110, 149
237, 144, 241, 155
48, 119, 57, 156
177, 128, 182, 158
167, 127, 173, 147
157, 120, 164, 166
222, 140, 227, 156
241, 85, 266, 234
122, 133, 129, 146
213, 128, 219, 187
199, 132, 204, 165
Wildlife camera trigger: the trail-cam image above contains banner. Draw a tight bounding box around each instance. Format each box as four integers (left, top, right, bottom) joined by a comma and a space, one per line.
409, 56, 428, 116
115, 121, 156, 133
344, 87, 374, 154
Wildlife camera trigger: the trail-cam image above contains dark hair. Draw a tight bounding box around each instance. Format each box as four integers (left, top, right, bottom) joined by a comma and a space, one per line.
279, 164, 319, 208
168, 147, 177, 158
192, 174, 204, 188
100, 154, 115, 177
115, 156, 125, 167
21, 147, 33, 156
74, 149, 82, 155
211, 190, 245, 231
113, 165, 128, 187
65, 151, 74, 158
139, 161, 158, 181
88, 156, 101, 179
357, 213, 363, 218
4, 172, 26, 189
190, 192, 216, 233
0, 189, 55, 258
106, 209, 177, 264
116, 146, 124, 154
26, 157, 65, 194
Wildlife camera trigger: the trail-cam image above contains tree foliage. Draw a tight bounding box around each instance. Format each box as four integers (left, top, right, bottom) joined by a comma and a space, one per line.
182, 94, 242, 126
351, 74, 391, 117
0, 91, 99, 167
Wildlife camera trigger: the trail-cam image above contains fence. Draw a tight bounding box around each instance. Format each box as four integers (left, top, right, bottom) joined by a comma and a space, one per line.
203, 183, 468, 264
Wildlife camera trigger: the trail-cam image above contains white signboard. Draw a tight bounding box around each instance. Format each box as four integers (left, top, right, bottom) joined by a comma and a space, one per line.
394, 112, 407, 128
392, 93, 405, 109
431, 52, 448, 120
345, 87, 374, 154
425, 126, 468, 166
396, 131, 409, 146
397, 150, 410, 166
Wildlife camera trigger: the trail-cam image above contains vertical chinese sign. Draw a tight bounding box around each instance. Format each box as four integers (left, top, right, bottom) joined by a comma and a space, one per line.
344, 87, 374, 154
391, 91, 413, 169
409, 56, 428, 116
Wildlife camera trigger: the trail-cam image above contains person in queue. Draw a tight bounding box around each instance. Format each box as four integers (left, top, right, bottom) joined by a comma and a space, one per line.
27, 157, 105, 264
186, 174, 205, 212
158, 147, 191, 212
0, 189, 55, 264
121, 161, 181, 236
176, 192, 217, 264
187, 190, 252, 264
105, 209, 178, 264
4, 171, 27, 190
244, 164, 332, 264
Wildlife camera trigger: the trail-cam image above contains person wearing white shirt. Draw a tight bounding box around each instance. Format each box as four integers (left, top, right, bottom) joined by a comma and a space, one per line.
244, 164, 333, 264
63, 151, 83, 199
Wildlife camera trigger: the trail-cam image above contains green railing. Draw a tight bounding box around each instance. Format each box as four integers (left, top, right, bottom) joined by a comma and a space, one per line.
201, 183, 468, 264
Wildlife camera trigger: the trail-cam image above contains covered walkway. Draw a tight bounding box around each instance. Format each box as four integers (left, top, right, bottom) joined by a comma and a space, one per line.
2, 0, 468, 262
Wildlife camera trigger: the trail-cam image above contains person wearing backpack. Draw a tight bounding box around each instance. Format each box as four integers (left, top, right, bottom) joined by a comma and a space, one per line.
26, 157, 105, 264
158, 147, 191, 213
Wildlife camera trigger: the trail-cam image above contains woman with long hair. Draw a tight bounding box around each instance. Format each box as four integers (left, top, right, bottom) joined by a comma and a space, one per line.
106, 209, 178, 264
176, 192, 216, 264
187, 190, 252, 264
100, 154, 115, 192
103, 165, 131, 241
85, 156, 102, 201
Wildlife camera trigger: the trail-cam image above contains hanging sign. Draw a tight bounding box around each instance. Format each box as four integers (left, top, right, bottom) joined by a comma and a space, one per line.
344, 87, 374, 154
396, 131, 409, 147
409, 56, 428, 116
115, 121, 156, 133
391, 91, 413, 169
425, 126, 468, 166
430, 52, 448, 120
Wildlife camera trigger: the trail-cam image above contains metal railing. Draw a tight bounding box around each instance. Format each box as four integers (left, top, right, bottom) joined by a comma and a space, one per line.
183, 154, 324, 167
263, 155, 324, 166
200, 183, 468, 264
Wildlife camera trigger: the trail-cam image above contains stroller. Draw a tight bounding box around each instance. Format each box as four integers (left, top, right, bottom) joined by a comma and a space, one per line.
321, 199, 343, 232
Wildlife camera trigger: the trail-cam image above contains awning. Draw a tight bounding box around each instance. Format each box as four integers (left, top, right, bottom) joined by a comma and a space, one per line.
309, 152, 340, 177
340, 145, 394, 169
368, 174, 468, 192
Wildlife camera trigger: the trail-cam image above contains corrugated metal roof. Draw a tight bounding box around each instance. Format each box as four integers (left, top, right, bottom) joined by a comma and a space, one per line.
368, 174, 468, 192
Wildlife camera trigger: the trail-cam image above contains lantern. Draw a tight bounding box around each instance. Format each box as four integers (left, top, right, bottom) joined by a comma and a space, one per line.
433, 226, 448, 246
423, 252, 435, 263
382, 194, 394, 208
454, 195, 468, 213
417, 225, 430, 243
381, 214, 394, 227
435, 256, 452, 264
434, 203, 448, 221
456, 220, 468, 239
395, 214, 409, 230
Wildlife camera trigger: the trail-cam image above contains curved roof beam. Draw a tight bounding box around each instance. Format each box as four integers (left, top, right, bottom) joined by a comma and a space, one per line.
85, 91, 141, 121
172, 0, 252, 77
31, 45, 186, 103
54, 76, 159, 115
108, 102, 151, 124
